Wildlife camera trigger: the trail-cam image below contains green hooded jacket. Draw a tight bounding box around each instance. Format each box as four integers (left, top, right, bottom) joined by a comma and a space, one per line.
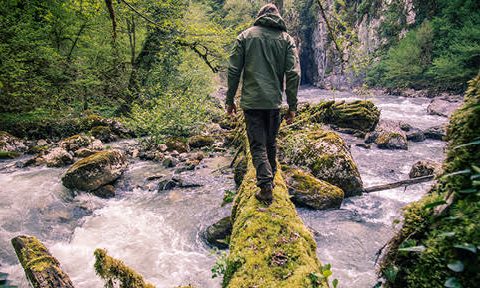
226, 13, 300, 111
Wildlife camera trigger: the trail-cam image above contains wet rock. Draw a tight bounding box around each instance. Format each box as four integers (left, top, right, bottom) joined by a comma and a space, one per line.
406, 128, 426, 142
28, 144, 50, 154
90, 126, 117, 143
424, 125, 447, 141
165, 137, 189, 153
157, 176, 202, 191
92, 184, 116, 198
409, 160, 443, 178
283, 167, 344, 210
60, 134, 92, 152
280, 127, 363, 196
62, 149, 127, 191
162, 156, 178, 168
188, 135, 215, 149
89, 139, 104, 150
355, 143, 371, 149
75, 148, 97, 158
427, 98, 462, 117
203, 216, 232, 249
0, 131, 26, 153
40, 147, 74, 167
367, 120, 408, 150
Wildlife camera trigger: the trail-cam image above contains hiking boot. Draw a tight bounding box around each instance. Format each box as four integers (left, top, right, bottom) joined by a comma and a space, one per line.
255, 185, 273, 205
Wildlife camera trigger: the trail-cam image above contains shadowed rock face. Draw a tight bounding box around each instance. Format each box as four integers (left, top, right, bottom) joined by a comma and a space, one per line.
62, 149, 127, 191
280, 126, 363, 197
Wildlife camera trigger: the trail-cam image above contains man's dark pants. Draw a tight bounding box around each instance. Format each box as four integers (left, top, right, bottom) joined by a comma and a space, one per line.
243, 109, 281, 189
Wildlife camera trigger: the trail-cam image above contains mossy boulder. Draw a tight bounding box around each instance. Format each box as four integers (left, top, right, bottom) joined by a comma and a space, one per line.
0, 150, 21, 159
298, 100, 380, 133
203, 216, 232, 249
233, 155, 247, 186
165, 137, 189, 153
409, 160, 442, 179
188, 135, 215, 149
59, 134, 92, 152
62, 149, 127, 191
90, 125, 117, 143
280, 126, 363, 197
283, 166, 344, 210
0, 131, 26, 152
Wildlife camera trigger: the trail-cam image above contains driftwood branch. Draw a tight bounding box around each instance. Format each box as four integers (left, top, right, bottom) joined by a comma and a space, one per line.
11, 235, 75, 288
361, 175, 435, 194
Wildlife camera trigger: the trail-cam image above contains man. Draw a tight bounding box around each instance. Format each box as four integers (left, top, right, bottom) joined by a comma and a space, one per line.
225, 3, 300, 204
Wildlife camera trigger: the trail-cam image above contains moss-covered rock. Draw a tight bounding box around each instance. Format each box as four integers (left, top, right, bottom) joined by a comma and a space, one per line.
298, 100, 380, 133
280, 126, 363, 197
225, 155, 329, 288
94, 248, 155, 288
59, 134, 92, 152
380, 75, 480, 288
283, 166, 344, 210
165, 137, 190, 153
62, 149, 127, 191
366, 120, 408, 150
0, 131, 26, 152
233, 155, 247, 186
90, 125, 117, 143
11, 235, 74, 288
408, 160, 442, 178
188, 135, 215, 148
203, 216, 232, 250
0, 150, 21, 159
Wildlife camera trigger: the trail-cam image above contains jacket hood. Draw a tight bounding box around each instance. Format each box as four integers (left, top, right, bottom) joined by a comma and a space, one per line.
254, 13, 287, 31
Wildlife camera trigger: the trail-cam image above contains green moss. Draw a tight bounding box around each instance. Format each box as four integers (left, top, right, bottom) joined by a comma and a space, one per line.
12, 236, 59, 273
224, 150, 329, 287
188, 135, 215, 148
0, 150, 20, 159
381, 74, 480, 287
94, 248, 155, 288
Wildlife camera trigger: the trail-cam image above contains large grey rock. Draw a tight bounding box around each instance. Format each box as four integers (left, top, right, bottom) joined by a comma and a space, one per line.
366, 120, 408, 150
203, 216, 232, 249
59, 134, 92, 152
41, 147, 74, 167
424, 125, 447, 141
427, 98, 462, 117
62, 149, 127, 191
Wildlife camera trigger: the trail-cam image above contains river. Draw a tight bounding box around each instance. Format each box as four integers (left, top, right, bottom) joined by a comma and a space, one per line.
0, 88, 447, 287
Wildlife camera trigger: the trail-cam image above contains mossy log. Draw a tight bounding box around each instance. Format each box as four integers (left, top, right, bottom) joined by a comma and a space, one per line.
11, 235, 74, 288
224, 153, 330, 287
94, 248, 155, 288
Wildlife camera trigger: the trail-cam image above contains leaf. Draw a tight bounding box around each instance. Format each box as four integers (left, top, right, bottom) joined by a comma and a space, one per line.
442, 169, 471, 178
424, 200, 447, 209
444, 277, 463, 288
439, 232, 456, 237
454, 140, 480, 149
398, 245, 426, 253
447, 260, 464, 272
323, 269, 333, 278
332, 278, 339, 288
472, 165, 480, 173
454, 243, 477, 253
323, 263, 331, 270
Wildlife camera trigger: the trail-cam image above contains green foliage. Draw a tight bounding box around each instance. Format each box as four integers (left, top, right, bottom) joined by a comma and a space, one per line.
222, 189, 236, 205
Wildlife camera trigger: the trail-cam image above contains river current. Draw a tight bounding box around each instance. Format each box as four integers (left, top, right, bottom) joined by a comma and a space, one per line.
0, 88, 447, 287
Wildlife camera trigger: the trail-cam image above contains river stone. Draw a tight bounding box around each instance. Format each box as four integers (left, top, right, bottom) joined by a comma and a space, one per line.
366, 120, 408, 150
60, 134, 92, 152
424, 125, 447, 140
283, 167, 344, 210
409, 160, 443, 178
203, 216, 232, 249
406, 128, 426, 142
427, 98, 462, 117
42, 147, 74, 167
62, 149, 127, 191
280, 127, 363, 196
0, 131, 26, 152
92, 184, 116, 198
90, 126, 117, 143
188, 135, 215, 149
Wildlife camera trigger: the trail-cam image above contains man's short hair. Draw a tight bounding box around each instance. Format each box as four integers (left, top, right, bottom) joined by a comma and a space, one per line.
257, 3, 280, 18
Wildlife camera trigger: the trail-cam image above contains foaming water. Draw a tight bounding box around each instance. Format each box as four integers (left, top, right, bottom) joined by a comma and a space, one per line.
298, 88, 447, 287
0, 156, 233, 287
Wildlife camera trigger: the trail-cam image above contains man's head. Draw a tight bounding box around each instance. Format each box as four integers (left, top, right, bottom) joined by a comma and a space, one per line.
257, 3, 280, 18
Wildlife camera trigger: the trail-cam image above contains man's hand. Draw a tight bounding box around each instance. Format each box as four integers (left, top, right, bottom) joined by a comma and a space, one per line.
227, 104, 237, 116
285, 110, 296, 125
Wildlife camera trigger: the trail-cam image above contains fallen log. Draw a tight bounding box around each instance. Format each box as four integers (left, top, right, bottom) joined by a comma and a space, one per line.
11, 235, 75, 288
224, 151, 330, 287
361, 175, 435, 194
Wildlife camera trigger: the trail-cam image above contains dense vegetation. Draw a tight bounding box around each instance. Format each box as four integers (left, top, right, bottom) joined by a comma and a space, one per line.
367, 0, 480, 92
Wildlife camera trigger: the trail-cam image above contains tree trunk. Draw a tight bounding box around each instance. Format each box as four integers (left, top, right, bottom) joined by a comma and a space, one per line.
224, 147, 330, 287
11, 235, 75, 288
361, 175, 435, 194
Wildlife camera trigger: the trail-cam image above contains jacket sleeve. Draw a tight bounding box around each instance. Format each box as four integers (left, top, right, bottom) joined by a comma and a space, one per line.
285, 36, 301, 112
226, 35, 245, 106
